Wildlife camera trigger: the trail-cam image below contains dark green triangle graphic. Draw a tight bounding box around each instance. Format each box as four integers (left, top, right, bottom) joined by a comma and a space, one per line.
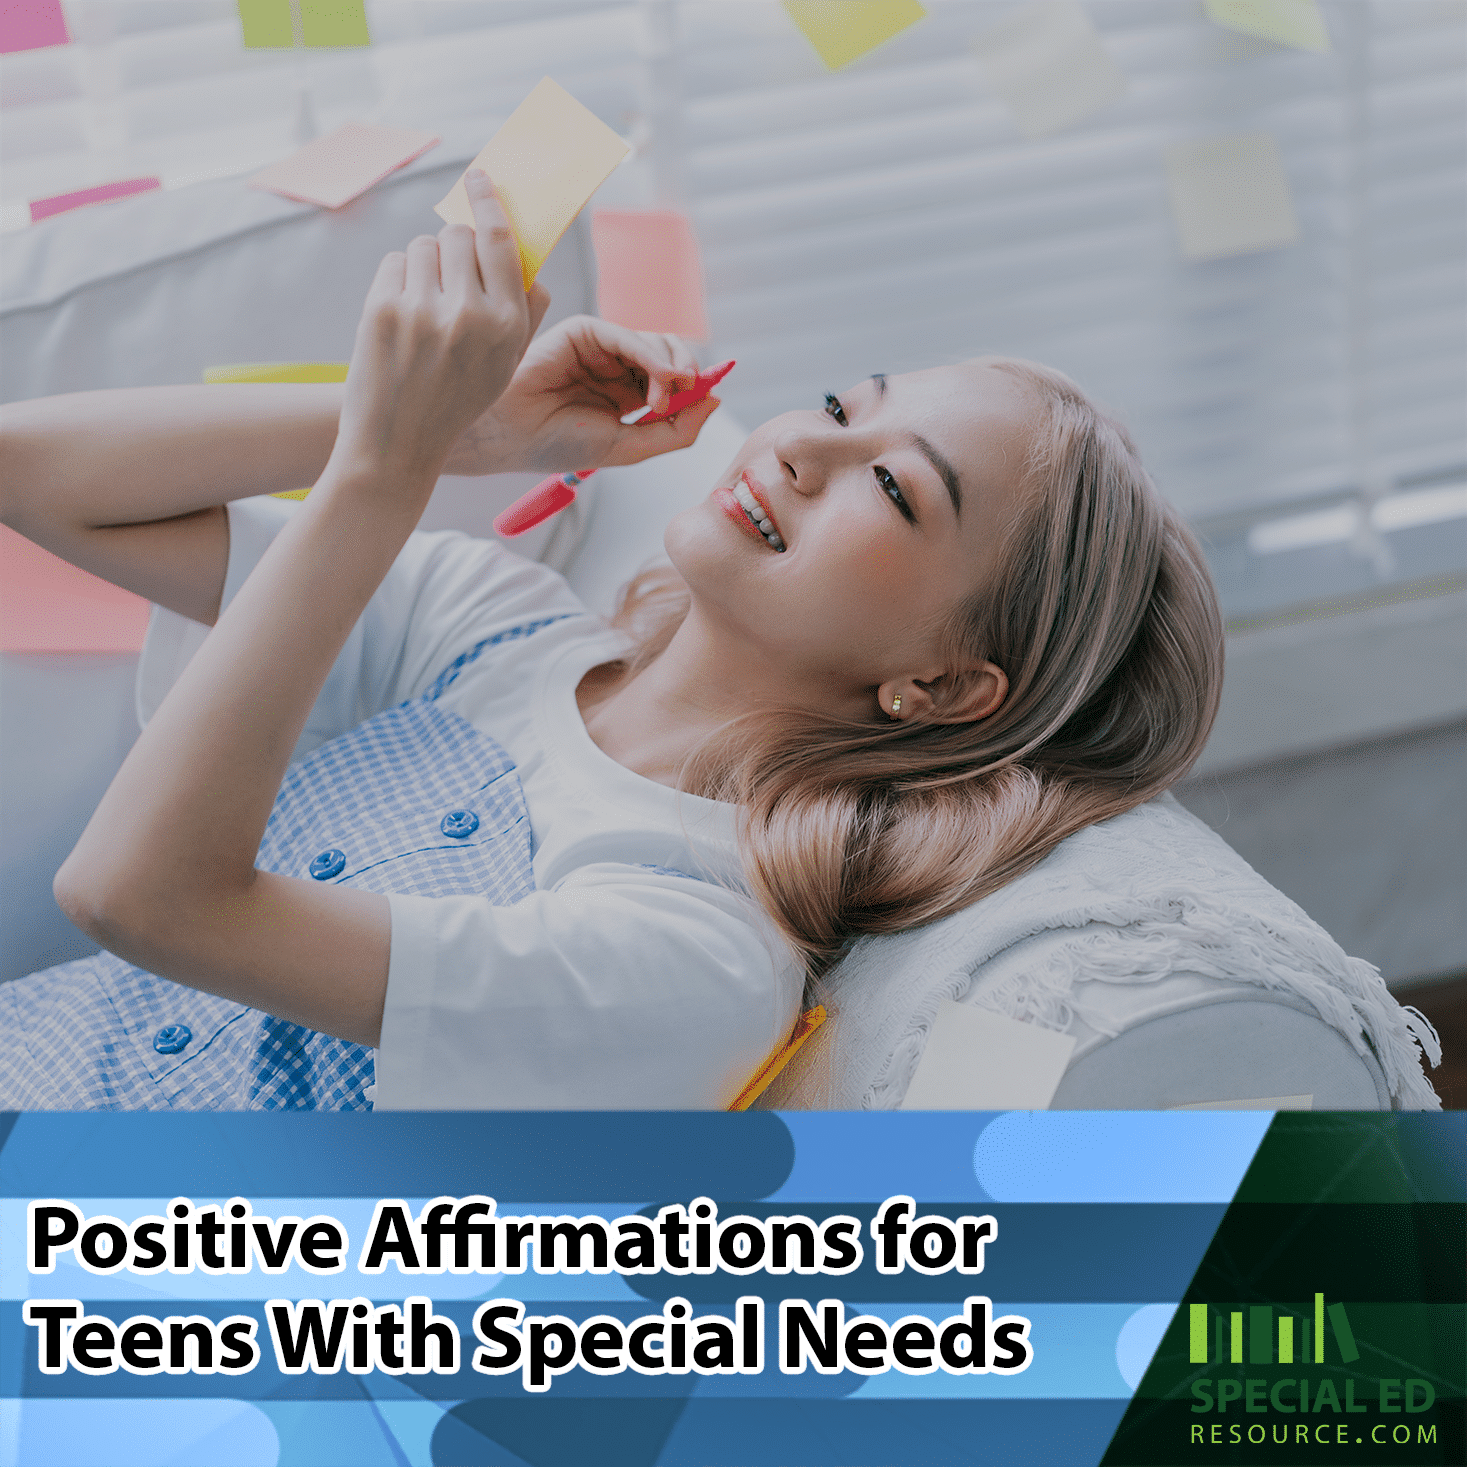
1100, 1114, 1465, 1466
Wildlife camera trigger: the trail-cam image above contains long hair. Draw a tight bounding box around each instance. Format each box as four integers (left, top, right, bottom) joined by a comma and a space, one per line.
611, 359, 1225, 989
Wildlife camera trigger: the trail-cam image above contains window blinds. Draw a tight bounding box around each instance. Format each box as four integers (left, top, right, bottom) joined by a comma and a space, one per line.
674, 0, 1466, 520
1, 0, 1462, 522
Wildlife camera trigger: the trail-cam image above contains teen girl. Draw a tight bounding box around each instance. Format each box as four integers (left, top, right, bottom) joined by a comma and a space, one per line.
0, 172, 1227, 1109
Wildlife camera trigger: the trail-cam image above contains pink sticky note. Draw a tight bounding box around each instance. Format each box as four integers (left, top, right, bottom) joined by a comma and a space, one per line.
1, 0, 69, 54
0, 527, 151, 654
592, 209, 710, 340
30, 177, 161, 223
248, 121, 440, 210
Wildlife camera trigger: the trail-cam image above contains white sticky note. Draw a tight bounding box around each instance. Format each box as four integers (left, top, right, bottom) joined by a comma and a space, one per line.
970, 0, 1127, 140
1204, 0, 1331, 53
900, 999, 1077, 1110
1164, 132, 1300, 261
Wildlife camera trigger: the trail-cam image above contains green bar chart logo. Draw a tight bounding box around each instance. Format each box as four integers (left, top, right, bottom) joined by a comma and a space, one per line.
1188, 1294, 1359, 1366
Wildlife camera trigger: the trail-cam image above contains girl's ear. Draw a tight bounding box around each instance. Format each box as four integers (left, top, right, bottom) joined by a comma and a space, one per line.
927, 666, 1009, 727
877, 663, 1008, 724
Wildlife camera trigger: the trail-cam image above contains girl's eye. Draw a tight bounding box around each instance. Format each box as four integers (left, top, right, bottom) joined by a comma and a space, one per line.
876, 466, 915, 522
823, 392, 848, 426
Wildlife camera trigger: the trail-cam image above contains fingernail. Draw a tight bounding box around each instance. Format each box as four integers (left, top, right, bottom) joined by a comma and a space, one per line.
466, 168, 487, 184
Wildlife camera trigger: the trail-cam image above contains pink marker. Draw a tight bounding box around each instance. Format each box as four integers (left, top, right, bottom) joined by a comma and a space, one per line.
493, 468, 596, 537
495, 361, 735, 535
629, 358, 735, 425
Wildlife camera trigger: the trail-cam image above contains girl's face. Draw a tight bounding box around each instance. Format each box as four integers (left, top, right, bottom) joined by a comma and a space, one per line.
665, 362, 1040, 716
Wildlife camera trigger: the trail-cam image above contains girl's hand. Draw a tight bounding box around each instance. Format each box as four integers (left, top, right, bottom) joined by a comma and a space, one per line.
330, 169, 552, 488
441, 315, 722, 476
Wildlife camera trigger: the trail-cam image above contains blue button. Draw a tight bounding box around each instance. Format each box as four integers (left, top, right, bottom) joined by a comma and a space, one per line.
309, 849, 347, 880
441, 809, 480, 839
153, 1024, 191, 1055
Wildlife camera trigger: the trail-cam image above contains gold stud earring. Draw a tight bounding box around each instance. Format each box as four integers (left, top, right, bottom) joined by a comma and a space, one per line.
890, 694, 902, 716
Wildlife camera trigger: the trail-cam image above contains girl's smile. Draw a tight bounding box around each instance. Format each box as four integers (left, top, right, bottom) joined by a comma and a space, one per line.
712, 471, 785, 550
666, 361, 1039, 721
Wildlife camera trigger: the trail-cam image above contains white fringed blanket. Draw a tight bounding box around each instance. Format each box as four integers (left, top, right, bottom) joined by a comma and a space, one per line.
783, 792, 1441, 1110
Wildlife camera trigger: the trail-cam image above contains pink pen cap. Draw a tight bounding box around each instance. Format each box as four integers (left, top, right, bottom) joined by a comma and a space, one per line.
628, 359, 735, 425
494, 468, 597, 537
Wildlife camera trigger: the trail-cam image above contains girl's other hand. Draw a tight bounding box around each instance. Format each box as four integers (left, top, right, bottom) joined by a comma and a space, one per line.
441, 315, 722, 477
330, 170, 552, 489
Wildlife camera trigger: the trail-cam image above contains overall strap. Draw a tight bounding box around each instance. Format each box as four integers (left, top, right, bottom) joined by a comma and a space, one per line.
421, 615, 579, 703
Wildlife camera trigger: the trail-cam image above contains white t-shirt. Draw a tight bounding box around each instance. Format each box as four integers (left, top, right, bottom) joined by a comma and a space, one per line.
138, 496, 804, 1110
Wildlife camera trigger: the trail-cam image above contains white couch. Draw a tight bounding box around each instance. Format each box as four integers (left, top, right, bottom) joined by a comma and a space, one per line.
2, 147, 1436, 1109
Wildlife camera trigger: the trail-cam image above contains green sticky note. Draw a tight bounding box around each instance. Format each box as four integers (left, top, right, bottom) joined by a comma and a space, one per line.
237, 0, 292, 49
1204, 0, 1331, 53
301, 0, 370, 48
783, 1, 927, 72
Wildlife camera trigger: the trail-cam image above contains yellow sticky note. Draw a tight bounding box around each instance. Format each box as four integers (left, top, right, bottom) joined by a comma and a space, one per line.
783, 0, 927, 72
1204, 0, 1330, 53
205, 363, 349, 498
203, 363, 349, 384
434, 78, 630, 291
1164, 133, 1300, 261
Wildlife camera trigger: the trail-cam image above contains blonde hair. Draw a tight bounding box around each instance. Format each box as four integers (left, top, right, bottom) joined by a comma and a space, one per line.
612, 359, 1224, 989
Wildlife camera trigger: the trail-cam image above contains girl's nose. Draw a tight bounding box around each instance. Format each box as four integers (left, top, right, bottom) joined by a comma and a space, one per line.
772, 420, 851, 496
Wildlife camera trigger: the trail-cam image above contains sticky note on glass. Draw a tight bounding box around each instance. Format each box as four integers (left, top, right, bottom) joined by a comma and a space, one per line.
1204, 0, 1330, 53
434, 78, 629, 292
30, 177, 161, 224
971, 0, 1127, 139
0, 527, 151, 654
248, 122, 439, 210
1, 0, 68, 54
238, 0, 370, 48
783, 0, 926, 71
1164, 132, 1300, 261
205, 364, 349, 499
237, 0, 293, 48
301, 0, 369, 48
592, 209, 710, 340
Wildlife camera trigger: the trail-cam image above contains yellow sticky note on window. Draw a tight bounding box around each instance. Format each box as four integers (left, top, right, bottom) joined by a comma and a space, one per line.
434, 77, 629, 292
204, 363, 350, 498
1164, 133, 1300, 261
783, 1, 927, 72
1204, 0, 1330, 53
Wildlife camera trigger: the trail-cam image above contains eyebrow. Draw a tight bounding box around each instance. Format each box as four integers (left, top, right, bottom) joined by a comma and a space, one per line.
868, 373, 964, 519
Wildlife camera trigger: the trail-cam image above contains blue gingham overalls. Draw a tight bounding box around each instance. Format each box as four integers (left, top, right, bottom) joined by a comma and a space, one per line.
0, 620, 567, 1111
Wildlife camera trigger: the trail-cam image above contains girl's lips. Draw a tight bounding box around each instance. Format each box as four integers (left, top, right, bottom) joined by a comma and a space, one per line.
714, 485, 769, 545
739, 470, 784, 541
